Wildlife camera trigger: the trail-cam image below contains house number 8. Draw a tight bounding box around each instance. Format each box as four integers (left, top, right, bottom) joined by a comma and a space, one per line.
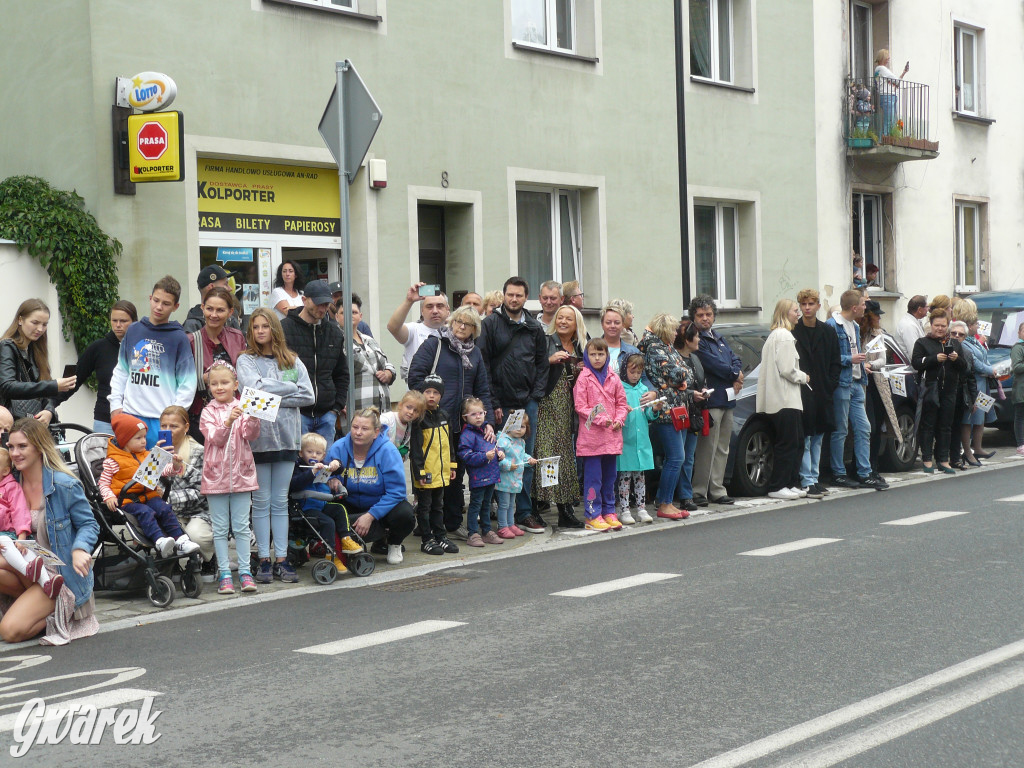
441, 171, 449, 189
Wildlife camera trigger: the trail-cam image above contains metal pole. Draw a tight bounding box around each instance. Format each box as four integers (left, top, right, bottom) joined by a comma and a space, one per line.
335, 60, 356, 421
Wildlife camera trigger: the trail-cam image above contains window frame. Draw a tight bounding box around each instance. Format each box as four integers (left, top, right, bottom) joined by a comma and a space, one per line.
693, 200, 740, 308
852, 192, 886, 292
953, 22, 982, 116
954, 200, 981, 293
511, 0, 576, 55
690, 0, 735, 85
515, 184, 583, 291
849, 1, 873, 84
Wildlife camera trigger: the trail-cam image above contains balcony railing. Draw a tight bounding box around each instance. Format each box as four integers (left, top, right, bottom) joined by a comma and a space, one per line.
845, 76, 938, 160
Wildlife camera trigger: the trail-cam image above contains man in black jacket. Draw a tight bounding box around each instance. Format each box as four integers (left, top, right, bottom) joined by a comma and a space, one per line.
281, 280, 349, 443
479, 276, 549, 532
792, 289, 841, 498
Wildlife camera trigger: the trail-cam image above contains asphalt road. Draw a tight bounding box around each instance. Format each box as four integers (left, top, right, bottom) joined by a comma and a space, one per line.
2, 463, 1022, 767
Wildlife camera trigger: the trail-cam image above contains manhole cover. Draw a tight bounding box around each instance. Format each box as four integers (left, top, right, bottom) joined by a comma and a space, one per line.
372, 573, 469, 592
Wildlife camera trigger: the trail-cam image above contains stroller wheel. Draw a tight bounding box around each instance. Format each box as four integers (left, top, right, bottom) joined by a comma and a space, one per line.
347, 552, 375, 578
311, 559, 337, 585
147, 574, 175, 608
181, 567, 203, 599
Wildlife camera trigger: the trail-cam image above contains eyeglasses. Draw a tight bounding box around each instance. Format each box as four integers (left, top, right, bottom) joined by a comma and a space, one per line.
949, 332, 965, 338
572, 293, 585, 299
452, 319, 470, 328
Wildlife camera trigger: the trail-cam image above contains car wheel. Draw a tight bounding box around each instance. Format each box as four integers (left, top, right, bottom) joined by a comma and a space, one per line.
882, 405, 918, 472
731, 420, 773, 497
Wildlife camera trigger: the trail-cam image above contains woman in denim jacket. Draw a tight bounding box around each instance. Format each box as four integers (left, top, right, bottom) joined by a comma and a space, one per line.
0, 418, 99, 644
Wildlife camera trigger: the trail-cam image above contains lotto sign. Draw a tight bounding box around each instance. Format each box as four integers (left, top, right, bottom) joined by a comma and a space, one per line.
128, 111, 184, 182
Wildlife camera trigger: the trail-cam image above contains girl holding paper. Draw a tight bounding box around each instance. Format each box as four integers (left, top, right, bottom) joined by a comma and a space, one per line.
236, 309, 314, 586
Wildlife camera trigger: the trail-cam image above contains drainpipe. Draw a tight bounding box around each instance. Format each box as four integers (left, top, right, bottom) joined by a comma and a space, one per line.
674, 0, 691, 309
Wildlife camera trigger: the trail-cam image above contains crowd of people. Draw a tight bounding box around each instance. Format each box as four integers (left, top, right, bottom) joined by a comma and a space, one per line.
0, 266, 1019, 645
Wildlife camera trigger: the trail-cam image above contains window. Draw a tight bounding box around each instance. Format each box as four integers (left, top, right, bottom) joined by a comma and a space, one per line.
516, 186, 581, 295
264, 0, 384, 19
512, 0, 575, 53
851, 193, 886, 290
955, 201, 981, 292
690, 0, 733, 83
694, 202, 739, 304
850, 1, 873, 83
954, 24, 982, 115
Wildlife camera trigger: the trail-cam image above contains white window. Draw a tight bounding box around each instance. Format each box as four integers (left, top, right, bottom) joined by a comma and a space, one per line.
690, 0, 733, 83
850, 1, 873, 83
516, 186, 581, 294
954, 24, 982, 115
694, 202, 739, 304
852, 192, 885, 290
512, 0, 575, 53
955, 201, 981, 292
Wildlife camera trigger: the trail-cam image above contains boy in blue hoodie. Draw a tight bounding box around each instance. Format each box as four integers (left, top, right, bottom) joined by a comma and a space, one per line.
109, 276, 197, 448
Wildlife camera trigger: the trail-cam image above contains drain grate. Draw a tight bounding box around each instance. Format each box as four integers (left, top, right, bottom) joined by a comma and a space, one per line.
372, 573, 469, 592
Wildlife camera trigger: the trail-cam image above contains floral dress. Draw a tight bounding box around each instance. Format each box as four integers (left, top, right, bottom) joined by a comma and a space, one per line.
532, 362, 581, 504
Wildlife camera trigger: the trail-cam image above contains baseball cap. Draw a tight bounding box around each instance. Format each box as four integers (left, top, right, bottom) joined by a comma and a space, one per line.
327, 281, 344, 296
304, 280, 333, 305
197, 265, 234, 291
865, 300, 884, 315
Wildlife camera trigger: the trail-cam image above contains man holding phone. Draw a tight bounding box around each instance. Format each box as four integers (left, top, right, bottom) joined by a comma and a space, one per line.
386, 283, 450, 380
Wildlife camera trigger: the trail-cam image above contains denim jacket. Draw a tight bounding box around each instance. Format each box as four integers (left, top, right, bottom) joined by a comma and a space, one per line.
826, 313, 866, 388
42, 465, 100, 609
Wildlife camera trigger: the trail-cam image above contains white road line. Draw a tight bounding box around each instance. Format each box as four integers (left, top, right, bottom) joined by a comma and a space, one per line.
294, 620, 466, 656
550, 572, 680, 598
996, 493, 1024, 502
774, 664, 1024, 768
684, 637, 1024, 768
882, 510, 969, 526
738, 539, 841, 557
0, 688, 161, 732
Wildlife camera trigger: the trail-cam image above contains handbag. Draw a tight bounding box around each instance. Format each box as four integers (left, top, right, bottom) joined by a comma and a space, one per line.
670, 404, 690, 431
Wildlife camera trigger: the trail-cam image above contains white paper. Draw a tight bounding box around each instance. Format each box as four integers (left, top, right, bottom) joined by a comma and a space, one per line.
6, 539, 66, 567
132, 445, 174, 490
539, 456, 560, 488
312, 466, 332, 484
865, 334, 885, 354
974, 392, 996, 413
502, 409, 526, 434
726, 387, 736, 402
976, 320, 992, 338
584, 403, 607, 430
886, 371, 908, 398
240, 386, 282, 422
998, 312, 1024, 347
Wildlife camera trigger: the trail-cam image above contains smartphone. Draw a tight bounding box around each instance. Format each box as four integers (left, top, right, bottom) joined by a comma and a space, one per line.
904, 60, 910, 71
943, 344, 954, 355
62, 364, 77, 379
418, 284, 441, 298
157, 429, 173, 448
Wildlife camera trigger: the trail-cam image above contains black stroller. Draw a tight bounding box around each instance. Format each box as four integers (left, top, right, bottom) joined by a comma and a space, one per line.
286, 489, 375, 583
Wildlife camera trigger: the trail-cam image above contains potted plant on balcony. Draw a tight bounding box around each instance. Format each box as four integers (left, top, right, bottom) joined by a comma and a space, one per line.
847, 126, 877, 148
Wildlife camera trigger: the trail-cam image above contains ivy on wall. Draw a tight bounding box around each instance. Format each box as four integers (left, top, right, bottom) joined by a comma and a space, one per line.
0, 176, 121, 353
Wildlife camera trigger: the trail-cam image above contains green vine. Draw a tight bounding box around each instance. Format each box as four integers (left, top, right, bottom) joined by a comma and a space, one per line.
0, 175, 121, 353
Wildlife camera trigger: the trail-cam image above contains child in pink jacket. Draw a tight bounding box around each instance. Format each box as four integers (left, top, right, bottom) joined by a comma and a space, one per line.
574, 338, 629, 531
199, 360, 260, 595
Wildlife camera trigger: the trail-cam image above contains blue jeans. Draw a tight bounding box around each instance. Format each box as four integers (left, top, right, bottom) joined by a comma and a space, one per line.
653, 423, 685, 505
209, 491, 252, 577
830, 383, 871, 478
253, 461, 292, 559
302, 412, 336, 446
466, 485, 495, 534
515, 399, 539, 521
93, 420, 113, 435
495, 490, 516, 530
800, 433, 824, 488
675, 430, 698, 500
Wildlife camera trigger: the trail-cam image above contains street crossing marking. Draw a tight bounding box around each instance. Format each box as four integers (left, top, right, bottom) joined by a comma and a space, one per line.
551, 572, 680, 598
882, 510, 969, 526
996, 493, 1024, 502
294, 620, 466, 656
738, 539, 841, 557
0, 688, 161, 732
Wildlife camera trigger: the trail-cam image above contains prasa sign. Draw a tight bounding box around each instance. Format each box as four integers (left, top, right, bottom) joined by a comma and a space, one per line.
136, 122, 167, 160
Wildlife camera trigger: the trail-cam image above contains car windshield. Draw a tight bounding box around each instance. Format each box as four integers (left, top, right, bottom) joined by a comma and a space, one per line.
976, 306, 1024, 349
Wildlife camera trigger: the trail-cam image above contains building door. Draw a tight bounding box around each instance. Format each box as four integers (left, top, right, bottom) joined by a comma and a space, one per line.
418, 205, 446, 294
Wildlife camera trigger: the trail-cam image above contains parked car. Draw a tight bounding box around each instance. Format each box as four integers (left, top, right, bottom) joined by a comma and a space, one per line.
967, 291, 1024, 429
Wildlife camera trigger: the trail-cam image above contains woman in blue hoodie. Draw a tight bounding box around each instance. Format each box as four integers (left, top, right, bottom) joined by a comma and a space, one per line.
327, 407, 415, 566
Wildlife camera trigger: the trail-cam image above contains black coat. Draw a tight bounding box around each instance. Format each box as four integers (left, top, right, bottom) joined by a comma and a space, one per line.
408, 335, 494, 431
478, 305, 548, 409
792, 319, 841, 435
0, 339, 58, 419
912, 336, 967, 392
280, 309, 349, 417
72, 331, 121, 422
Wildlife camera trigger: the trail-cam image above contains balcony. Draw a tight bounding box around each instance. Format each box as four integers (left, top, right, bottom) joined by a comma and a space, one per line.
845, 76, 939, 163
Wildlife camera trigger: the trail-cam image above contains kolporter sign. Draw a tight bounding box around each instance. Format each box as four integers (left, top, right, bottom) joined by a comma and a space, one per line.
197, 160, 340, 235
128, 112, 184, 182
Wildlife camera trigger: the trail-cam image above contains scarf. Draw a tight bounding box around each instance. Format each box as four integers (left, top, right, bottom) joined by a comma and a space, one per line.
439, 325, 475, 369
584, 348, 608, 385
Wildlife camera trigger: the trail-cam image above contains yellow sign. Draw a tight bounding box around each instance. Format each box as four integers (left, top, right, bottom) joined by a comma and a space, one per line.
128, 112, 184, 182
197, 160, 340, 236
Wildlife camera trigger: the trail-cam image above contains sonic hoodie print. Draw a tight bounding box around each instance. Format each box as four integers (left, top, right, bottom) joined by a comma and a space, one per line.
108, 318, 198, 419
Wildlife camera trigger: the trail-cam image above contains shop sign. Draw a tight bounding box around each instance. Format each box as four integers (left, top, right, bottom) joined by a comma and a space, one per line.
127, 72, 177, 111
216, 247, 253, 263
197, 160, 340, 236
128, 112, 184, 182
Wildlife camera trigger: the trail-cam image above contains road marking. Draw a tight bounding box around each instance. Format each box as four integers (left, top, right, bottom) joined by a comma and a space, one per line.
738, 539, 841, 557
882, 510, 969, 526
996, 493, 1024, 502
684, 637, 1024, 768
0, 688, 161, 732
550, 572, 680, 598
774, 664, 1024, 767
294, 620, 466, 656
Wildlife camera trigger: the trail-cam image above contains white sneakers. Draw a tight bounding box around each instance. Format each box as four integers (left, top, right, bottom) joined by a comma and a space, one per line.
768, 488, 801, 500
155, 537, 176, 558
155, 535, 201, 557
790, 487, 808, 498
637, 508, 654, 524
619, 510, 636, 525
387, 544, 404, 565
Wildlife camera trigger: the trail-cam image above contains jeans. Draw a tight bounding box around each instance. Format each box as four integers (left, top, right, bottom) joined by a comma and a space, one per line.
582, 455, 617, 518
93, 420, 113, 435
495, 490, 516, 530
653, 423, 684, 505
123, 497, 184, 544
209, 491, 253, 577
515, 399, 539, 522
253, 461, 292, 559
830, 383, 871, 478
1015, 403, 1024, 447
675, 430, 698, 500
302, 412, 337, 446
466, 485, 495, 534
800, 433, 824, 488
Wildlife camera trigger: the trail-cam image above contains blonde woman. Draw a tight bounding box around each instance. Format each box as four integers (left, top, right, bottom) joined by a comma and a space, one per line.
756, 299, 809, 500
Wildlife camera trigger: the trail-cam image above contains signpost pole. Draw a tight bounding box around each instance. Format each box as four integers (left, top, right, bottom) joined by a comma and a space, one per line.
334, 60, 357, 423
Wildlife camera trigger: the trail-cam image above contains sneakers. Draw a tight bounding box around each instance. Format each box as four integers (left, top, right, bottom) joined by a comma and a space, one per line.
200, 559, 218, 583
340, 536, 362, 553
618, 510, 636, 525
802, 486, 825, 499
218, 574, 235, 595
768, 488, 800, 500
174, 535, 201, 556
41, 573, 64, 600
519, 515, 546, 534
274, 560, 299, 583
585, 516, 611, 531
155, 536, 176, 558
1015, 446, 1024, 457
603, 513, 624, 530
482, 530, 504, 545
331, 556, 349, 574
790, 487, 809, 498
811, 483, 831, 495
509, 525, 526, 537
450, 525, 469, 542
386, 544, 404, 565
858, 474, 889, 491
497, 527, 516, 539
637, 508, 654, 524
239, 573, 258, 593
255, 559, 274, 584
436, 536, 460, 554
421, 539, 444, 555
831, 474, 860, 489
466, 532, 485, 548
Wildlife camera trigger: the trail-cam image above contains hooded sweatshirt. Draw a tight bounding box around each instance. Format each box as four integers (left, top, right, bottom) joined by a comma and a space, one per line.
326, 430, 407, 520
108, 318, 197, 419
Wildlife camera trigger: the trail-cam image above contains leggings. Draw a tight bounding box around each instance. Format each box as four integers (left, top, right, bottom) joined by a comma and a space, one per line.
253, 460, 292, 559
209, 492, 253, 577
617, 471, 646, 511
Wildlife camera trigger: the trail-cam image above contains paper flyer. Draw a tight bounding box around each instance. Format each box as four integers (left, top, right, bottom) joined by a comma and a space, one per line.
239, 386, 282, 422
132, 445, 174, 490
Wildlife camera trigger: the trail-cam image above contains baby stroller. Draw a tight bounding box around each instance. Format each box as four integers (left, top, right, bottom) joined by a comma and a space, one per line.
287, 489, 375, 583
58, 423, 204, 608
